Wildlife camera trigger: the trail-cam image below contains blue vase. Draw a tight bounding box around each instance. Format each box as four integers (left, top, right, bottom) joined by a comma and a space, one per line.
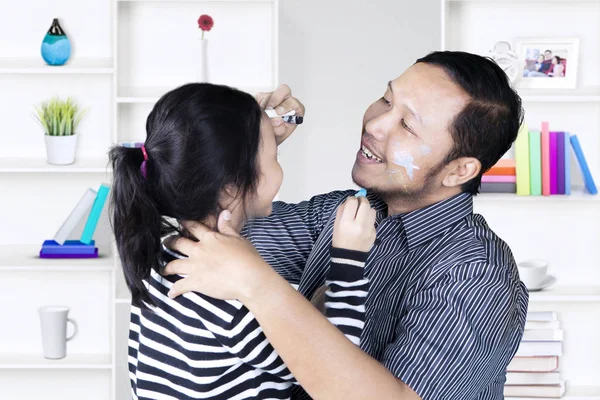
41, 18, 71, 66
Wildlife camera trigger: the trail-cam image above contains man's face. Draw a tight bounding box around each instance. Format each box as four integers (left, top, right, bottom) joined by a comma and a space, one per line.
544, 51, 552, 60
352, 63, 469, 201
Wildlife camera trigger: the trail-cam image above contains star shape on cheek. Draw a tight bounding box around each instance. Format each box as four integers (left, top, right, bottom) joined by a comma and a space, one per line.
392, 151, 420, 180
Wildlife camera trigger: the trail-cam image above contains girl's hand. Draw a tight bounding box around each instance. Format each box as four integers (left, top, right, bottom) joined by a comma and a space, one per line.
162, 211, 272, 300
255, 84, 305, 145
332, 196, 377, 252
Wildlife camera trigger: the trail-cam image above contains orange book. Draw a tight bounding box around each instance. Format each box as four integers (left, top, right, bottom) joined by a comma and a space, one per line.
485, 159, 516, 176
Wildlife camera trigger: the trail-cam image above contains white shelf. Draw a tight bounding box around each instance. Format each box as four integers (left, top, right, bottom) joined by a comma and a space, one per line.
117, 85, 273, 104
447, 0, 599, 2
475, 187, 600, 203
118, 0, 274, 2
0, 157, 110, 173
0, 58, 114, 75
0, 353, 112, 369
507, 385, 600, 400
519, 87, 600, 103
529, 286, 600, 302
0, 245, 113, 272
115, 298, 131, 304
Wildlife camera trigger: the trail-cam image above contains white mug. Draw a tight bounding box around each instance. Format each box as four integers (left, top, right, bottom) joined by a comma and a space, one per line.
38, 306, 78, 359
517, 259, 548, 289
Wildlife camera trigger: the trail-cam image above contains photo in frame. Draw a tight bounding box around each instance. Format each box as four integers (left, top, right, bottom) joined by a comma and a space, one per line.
515, 37, 580, 89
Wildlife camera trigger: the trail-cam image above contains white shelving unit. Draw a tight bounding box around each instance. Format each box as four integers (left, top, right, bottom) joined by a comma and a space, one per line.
0, 354, 113, 370
529, 286, 600, 303
0, 158, 111, 173
0, 58, 114, 75
0, 0, 278, 399
443, 0, 600, 398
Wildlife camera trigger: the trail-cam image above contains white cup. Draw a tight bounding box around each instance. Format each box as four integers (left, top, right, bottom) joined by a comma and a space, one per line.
517, 259, 548, 289
38, 306, 78, 359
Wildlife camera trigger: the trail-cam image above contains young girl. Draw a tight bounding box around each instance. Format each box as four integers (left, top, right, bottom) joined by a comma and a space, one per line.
109, 83, 376, 400
549, 56, 565, 77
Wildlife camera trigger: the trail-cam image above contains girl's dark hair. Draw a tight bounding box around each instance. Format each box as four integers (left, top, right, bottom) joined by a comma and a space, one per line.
415, 51, 524, 194
553, 56, 562, 63
109, 83, 262, 309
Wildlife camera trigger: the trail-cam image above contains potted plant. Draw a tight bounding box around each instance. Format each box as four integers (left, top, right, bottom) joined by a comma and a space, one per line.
34, 97, 84, 165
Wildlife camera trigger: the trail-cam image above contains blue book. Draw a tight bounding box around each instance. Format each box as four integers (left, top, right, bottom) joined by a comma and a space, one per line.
570, 135, 597, 195
564, 133, 571, 195
41, 240, 96, 254
80, 183, 110, 244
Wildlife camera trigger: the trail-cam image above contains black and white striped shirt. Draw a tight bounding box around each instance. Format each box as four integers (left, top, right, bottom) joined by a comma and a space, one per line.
128, 245, 369, 400
245, 190, 529, 400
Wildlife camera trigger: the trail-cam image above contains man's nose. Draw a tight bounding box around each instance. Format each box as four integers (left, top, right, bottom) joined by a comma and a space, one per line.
365, 112, 393, 142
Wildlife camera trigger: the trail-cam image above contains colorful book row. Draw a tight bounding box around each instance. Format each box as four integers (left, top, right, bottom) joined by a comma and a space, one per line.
515, 122, 597, 196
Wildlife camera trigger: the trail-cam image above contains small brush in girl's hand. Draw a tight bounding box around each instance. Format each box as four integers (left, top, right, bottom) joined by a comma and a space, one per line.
265, 108, 304, 125
355, 188, 367, 197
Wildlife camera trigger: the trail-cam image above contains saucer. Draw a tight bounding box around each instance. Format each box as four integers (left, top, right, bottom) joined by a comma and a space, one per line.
526, 275, 557, 292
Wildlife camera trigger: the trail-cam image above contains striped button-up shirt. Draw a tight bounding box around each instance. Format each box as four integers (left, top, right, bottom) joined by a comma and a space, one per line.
245, 190, 529, 400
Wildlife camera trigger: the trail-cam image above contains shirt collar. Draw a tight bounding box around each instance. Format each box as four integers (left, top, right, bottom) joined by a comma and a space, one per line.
388, 192, 473, 251
366, 191, 388, 213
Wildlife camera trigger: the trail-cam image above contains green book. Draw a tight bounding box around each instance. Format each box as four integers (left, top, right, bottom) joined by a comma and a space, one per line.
529, 131, 542, 195
515, 123, 530, 195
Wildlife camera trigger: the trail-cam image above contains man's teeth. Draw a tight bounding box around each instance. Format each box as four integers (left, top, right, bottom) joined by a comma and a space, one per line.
361, 146, 383, 162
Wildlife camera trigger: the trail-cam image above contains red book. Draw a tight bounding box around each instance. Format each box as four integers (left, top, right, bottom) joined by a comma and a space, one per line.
541, 122, 551, 196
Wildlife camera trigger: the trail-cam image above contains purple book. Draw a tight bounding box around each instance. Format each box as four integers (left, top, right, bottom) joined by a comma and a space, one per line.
549, 132, 558, 195
556, 132, 565, 194
40, 249, 99, 259
41, 240, 96, 254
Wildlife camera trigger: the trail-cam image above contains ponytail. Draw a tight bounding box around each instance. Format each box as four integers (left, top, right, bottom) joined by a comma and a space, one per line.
108, 82, 264, 309
109, 145, 163, 309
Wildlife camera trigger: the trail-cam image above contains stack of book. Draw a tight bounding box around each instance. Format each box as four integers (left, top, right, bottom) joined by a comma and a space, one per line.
39, 183, 110, 258
481, 122, 597, 196
505, 311, 565, 399
481, 159, 517, 193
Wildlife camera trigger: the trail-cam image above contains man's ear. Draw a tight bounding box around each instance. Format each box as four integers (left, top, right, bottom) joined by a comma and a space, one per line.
442, 157, 481, 188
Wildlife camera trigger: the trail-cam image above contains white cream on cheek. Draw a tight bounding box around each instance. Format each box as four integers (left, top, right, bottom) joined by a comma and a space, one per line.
392, 151, 420, 180
386, 141, 421, 181
419, 145, 432, 155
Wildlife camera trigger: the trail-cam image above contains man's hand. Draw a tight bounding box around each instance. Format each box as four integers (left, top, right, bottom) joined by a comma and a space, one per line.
162, 211, 274, 301
256, 84, 305, 145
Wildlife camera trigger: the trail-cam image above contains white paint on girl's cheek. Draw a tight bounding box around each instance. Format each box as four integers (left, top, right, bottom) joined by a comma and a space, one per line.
419, 145, 432, 155
392, 151, 420, 180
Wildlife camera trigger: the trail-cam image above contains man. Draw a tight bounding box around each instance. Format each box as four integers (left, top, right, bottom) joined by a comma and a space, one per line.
540, 49, 554, 74
165, 51, 529, 399
527, 49, 553, 77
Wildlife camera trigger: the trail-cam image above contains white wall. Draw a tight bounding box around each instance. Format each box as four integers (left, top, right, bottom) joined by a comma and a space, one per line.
277, 0, 441, 203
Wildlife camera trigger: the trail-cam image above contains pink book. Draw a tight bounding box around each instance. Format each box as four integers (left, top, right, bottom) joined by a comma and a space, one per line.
549, 132, 558, 194
541, 122, 551, 196
481, 175, 517, 183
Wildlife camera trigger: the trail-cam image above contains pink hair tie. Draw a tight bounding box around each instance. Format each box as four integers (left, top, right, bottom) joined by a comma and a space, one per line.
140, 145, 148, 178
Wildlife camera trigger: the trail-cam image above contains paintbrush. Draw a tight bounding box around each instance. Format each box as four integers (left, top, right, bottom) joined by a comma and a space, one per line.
265, 108, 303, 125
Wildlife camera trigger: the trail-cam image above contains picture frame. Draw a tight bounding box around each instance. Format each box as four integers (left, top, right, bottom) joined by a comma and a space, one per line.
514, 37, 580, 89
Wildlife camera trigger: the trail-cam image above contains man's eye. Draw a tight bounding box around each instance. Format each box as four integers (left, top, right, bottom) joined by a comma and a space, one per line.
381, 97, 391, 106
401, 119, 415, 135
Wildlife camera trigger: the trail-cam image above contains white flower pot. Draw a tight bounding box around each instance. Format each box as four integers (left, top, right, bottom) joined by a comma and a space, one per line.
196, 38, 209, 82
45, 135, 77, 165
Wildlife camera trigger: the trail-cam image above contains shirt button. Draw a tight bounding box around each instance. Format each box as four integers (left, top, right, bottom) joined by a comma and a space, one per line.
374, 239, 382, 246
